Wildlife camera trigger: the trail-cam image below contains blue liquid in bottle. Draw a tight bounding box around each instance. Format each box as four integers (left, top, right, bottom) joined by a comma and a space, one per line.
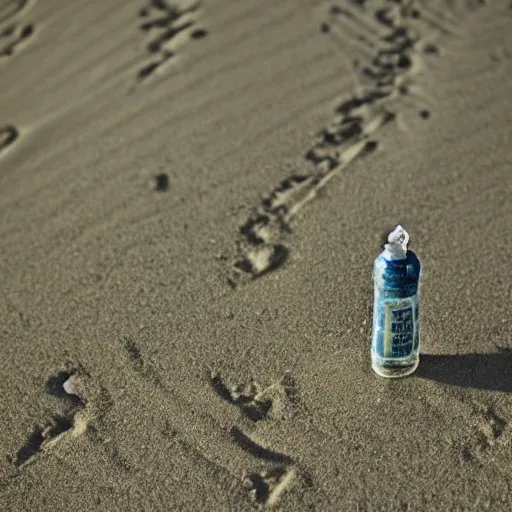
371, 226, 421, 378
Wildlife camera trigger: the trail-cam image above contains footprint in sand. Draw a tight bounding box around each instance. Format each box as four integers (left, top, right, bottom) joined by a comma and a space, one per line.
136, 0, 207, 82
0, 0, 35, 60
11, 362, 129, 473
0, 125, 19, 157
210, 371, 306, 506
13, 364, 87, 468
120, 338, 304, 507
0, 0, 34, 159
462, 405, 508, 465
242, 465, 298, 507
231, 425, 302, 508
228, 0, 485, 286
0, 22, 33, 58
210, 371, 298, 422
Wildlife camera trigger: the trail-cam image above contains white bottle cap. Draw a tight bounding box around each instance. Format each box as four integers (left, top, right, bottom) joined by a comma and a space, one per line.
382, 225, 409, 260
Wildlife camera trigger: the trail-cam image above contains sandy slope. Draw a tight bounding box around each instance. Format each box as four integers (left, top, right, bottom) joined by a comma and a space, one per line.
1, 0, 512, 510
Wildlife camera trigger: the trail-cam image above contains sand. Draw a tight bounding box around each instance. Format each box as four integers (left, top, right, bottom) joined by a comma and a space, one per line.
1, 0, 512, 510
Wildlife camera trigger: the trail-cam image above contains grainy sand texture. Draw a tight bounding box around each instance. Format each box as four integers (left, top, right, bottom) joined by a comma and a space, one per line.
1, 0, 512, 510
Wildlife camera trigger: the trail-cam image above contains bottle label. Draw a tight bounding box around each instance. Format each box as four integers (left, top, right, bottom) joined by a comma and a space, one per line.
381, 297, 418, 358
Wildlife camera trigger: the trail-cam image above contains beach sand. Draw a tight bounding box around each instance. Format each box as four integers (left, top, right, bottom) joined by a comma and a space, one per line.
1, 0, 512, 510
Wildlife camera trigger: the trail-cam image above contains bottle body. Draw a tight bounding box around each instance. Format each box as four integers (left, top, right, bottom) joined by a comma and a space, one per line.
371, 251, 421, 378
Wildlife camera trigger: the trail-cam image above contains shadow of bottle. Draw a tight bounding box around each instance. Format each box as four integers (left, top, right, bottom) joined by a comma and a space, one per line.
416, 349, 512, 393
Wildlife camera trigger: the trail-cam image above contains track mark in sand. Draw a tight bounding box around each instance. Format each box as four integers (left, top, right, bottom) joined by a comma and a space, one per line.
13, 364, 87, 468
136, 0, 207, 83
211, 371, 298, 422
121, 336, 164, 388
0, 22, 33, 58
121, 344, 305, 507
228, 0, 483, 286
462, 405, 508, 464
243, 465, 298, 507
155, 172, 170, 191
85, 386, 134, 473
10, 362, 130, 474
231, 427, 294, 465
232, 427, 305, 508
0, 1, 33, 160
0, 1, 35, 60
0, 0, 30, 23
14, 415, 75, 467
0, 124, 19, 157
210, 371, 305, 506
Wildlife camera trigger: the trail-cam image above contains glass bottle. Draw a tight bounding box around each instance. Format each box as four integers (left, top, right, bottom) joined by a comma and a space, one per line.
371, 226, 421, 378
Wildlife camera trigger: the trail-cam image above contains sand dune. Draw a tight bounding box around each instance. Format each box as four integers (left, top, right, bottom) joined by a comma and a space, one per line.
1, 0, 512, 510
